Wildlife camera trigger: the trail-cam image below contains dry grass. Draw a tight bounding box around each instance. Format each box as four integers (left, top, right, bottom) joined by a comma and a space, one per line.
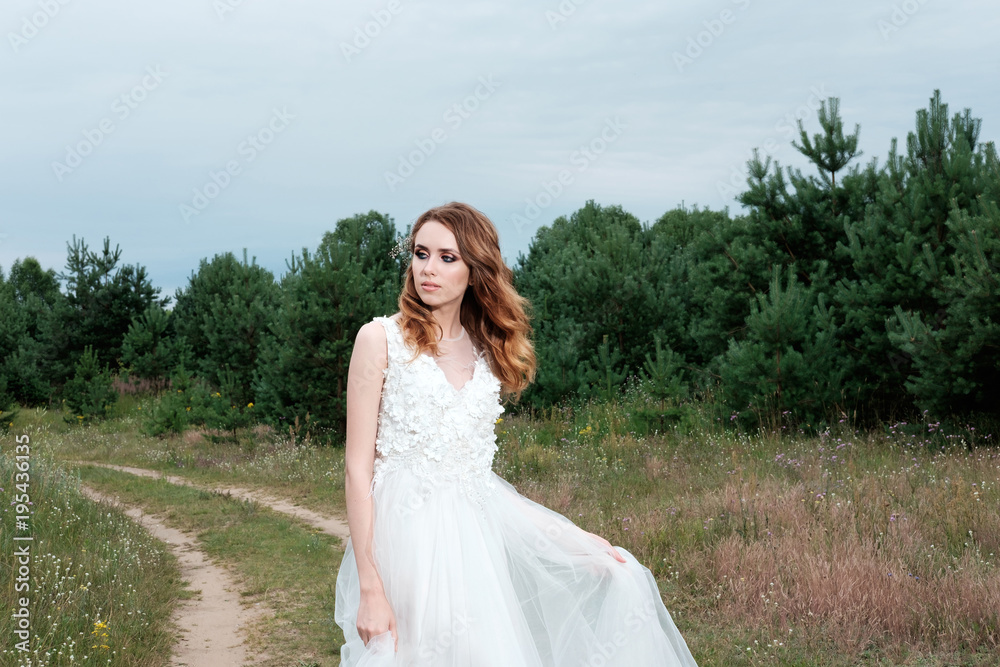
497, 406, 1000, 665
21, 392, 1000, 665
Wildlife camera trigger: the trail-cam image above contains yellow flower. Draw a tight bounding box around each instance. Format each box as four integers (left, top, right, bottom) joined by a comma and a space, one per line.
247, 402, 254, 408
186, 406, 191, 411
495, 417, 503, 424
177, 389, 183, 393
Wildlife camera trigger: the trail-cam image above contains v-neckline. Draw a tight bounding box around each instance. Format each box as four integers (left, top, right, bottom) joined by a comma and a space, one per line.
389, 316, 483, 394
420, 350, 483, 394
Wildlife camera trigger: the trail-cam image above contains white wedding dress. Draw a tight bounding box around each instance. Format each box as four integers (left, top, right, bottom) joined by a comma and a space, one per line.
334, 315, 698, 666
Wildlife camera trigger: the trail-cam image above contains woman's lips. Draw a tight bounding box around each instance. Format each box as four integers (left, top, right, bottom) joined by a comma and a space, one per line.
421, 282, 440, 291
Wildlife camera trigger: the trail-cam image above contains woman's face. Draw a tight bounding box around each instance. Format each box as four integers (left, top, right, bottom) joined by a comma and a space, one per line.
411, 220, 471, 308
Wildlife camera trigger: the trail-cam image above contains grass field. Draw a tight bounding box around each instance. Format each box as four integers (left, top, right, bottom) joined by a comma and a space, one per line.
0, 450, 181, 666
2, 391, 998, 665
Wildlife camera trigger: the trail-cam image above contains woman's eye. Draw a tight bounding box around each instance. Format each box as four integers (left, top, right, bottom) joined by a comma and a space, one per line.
414, 251, 456, 262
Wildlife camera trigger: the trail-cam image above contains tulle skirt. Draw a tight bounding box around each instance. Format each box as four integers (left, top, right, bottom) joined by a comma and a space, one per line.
334, 467, 698, 666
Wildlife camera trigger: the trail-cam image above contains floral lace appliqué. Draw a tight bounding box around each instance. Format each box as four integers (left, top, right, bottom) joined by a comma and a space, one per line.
371, 316, 505, 507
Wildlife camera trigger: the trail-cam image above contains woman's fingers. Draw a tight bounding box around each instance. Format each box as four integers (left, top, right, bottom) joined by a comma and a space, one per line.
358, 624, 389, 646
587, 531, 628, 563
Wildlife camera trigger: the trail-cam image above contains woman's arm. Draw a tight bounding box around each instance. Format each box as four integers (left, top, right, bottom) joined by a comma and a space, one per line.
344, 320, 396, 646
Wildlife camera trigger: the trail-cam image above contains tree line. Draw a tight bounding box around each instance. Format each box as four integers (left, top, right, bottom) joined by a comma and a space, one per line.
1, 90, 996, 441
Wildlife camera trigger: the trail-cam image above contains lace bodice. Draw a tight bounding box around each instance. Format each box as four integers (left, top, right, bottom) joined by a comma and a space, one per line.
370, 315, 505, 506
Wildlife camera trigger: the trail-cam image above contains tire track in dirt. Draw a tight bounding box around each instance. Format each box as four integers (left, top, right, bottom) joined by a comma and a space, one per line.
72, 461, 351, 541
78, 485, 265, 667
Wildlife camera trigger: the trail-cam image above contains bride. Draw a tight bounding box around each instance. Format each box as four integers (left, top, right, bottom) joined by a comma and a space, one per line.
334, 202, 698, 666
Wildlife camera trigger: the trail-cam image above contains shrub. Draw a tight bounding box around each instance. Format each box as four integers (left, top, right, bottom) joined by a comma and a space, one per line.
62, 345, 117, 424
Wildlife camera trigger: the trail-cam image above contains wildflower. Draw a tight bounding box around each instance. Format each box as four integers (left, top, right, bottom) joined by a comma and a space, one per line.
247, 402, 254, 408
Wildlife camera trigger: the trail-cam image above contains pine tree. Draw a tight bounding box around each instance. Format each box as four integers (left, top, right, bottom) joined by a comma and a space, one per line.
647, 205, 732, 369
0, 260, 56, 406
721, 265, 843, 428
63, 345, 117, 423
525, 316, 587, 409
657, 205, 765, 368
57, 236, 165, 372
738, 98, 874, 288
638, 334, 688, 410
887, 144, 1000, 416
837, 90, 992, 419
253, 211, 402, 442
579, 334, 627, 403
121, 304, 191, 390
513, 201, 658, 407
172, 249, 279, 408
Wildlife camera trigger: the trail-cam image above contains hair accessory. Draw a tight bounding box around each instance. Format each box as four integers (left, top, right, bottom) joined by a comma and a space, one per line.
389, 233, 413, 260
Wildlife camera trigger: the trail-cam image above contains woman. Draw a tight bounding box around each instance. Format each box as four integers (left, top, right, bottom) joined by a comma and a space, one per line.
334, 202, 698, 665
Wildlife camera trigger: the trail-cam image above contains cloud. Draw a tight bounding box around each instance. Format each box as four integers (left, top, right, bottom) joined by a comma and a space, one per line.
1, 0, 998, 294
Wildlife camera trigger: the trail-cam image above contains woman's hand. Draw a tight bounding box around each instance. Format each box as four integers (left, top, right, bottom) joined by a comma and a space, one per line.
584, 531, 627, 563
357, 588, 398, 651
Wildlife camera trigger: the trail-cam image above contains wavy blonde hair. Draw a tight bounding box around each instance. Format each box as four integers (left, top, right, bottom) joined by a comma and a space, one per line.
397, 202, 536, 400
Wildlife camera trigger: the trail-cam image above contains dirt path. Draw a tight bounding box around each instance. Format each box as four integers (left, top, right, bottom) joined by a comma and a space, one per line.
73, 461, 351, 541
79, 485, 265, 667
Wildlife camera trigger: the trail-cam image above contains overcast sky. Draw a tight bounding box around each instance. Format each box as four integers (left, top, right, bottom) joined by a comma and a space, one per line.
2, 0, 998, 300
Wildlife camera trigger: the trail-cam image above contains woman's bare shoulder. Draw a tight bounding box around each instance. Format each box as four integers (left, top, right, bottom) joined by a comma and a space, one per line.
356, 319, 386, 344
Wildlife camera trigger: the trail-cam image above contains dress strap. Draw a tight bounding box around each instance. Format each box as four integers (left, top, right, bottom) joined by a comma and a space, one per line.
375, 316, 405, 365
